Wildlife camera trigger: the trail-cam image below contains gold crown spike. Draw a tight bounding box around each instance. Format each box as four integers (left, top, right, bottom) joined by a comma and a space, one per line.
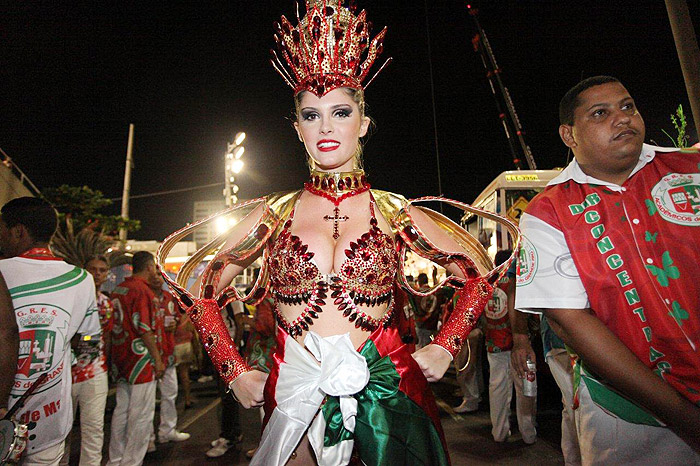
271, 0, 391, 96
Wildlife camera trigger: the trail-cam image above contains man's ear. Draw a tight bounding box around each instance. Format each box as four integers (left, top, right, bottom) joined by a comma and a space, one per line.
11, 223, 27, 241
559, 124, 576, 149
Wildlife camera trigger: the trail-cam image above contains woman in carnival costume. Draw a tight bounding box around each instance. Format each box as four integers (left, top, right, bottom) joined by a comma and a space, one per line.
157, 1, 519, 464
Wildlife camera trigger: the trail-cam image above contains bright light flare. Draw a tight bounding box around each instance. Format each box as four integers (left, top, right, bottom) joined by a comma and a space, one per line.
215, 216, 238, 235
232, 160, 244, 173
234, 132, 246, 145
233, 146, 245, 159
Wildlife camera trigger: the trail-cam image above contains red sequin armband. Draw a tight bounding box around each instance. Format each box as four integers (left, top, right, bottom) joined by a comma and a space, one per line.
431, 278, 492, 358
186, 298, 251, 385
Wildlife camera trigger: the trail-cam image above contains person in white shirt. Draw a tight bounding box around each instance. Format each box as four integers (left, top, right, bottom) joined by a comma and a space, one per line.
0, 197, 100, 466
0, 272, 18, 419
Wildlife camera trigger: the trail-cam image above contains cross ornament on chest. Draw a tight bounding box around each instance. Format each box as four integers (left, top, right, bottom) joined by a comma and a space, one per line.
324, 206, 349, 239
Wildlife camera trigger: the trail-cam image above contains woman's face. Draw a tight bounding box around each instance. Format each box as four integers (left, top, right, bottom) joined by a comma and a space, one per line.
294, 88, 370, 172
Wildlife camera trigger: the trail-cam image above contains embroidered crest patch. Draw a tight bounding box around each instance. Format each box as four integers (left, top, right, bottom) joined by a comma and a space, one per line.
516, 237, 538, 286
485, 287, 508, 320
651, 173, 700, 226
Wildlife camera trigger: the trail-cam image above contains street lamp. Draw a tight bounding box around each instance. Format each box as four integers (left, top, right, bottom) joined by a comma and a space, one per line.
224, 131, 246, 206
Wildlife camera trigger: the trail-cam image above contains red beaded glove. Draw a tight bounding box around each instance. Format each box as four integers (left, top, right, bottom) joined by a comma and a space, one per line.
431, 278, 492, 359
186, 298, 251, 386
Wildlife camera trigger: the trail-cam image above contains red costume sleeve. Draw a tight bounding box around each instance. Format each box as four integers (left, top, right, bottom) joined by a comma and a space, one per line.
186, 298, 252, 386
430, 278, 492, 358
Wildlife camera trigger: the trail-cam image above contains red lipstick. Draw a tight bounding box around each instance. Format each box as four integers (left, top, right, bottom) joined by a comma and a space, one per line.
317, 139, 340, 152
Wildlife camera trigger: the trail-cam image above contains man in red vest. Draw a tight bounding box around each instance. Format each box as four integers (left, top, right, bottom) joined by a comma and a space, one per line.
516, 76, 700, 464
147, 272, 190, 452
108, 251, 165, 466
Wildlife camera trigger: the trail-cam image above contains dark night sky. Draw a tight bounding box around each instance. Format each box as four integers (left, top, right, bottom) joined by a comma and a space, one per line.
3, 1, 699, 240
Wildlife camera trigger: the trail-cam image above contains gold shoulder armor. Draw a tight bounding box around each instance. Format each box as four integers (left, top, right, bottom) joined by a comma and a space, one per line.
157, 193, 302, 308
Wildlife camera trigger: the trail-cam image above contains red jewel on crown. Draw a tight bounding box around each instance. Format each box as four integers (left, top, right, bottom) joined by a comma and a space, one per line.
270, 0, 392, 96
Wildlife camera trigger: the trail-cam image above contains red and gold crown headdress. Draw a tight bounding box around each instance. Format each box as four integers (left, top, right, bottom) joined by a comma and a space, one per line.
271, 0, 391, 96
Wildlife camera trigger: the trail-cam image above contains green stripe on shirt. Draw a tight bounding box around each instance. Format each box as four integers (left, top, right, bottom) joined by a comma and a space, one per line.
10, 267, 88, 299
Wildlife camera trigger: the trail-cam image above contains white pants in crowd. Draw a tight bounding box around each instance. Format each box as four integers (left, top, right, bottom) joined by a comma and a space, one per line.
20, 441, 65, 466
59, 371, 109, 466
455, 328, 484, 410
150, 365, 179, 441
546, 349, 581, 466
487, 351, 537, 443
575, 378, 700, 466
107, 380, 156, 466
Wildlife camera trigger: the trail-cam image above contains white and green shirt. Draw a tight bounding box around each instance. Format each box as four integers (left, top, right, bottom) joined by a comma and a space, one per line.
1, 253, 100, 455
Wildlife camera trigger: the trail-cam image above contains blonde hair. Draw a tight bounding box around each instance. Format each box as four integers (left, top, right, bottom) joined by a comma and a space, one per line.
294, 87, 371, 170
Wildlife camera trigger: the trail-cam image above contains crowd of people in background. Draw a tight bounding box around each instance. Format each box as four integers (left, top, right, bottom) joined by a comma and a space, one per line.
1, 74, 699, 465
0, 197, 260, 465
402, 262, 541, 447
0, 195, 560, 466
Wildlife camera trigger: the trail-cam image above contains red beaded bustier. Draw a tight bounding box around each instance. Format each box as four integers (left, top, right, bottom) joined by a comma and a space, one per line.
268, 198, 398, 337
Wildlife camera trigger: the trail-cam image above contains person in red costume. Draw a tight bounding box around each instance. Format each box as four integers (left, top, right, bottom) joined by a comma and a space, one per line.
157, 2, 518, 464
147, 273, 190, 451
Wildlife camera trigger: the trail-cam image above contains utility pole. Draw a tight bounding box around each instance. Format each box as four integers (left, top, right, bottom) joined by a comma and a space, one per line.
119, 124, 135, 242
665, 0, 700, 138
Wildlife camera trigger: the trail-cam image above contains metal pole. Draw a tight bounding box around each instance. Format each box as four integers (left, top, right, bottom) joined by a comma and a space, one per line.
473, 36, 522, 170
665, 0, 700, 138
469, 6, 537, 169
119, 124, 135, 242
423, 0, 444, 199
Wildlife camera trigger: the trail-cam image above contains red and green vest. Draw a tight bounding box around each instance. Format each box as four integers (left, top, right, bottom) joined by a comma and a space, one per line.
111, 276, 162, 384
525, 149, 700, 409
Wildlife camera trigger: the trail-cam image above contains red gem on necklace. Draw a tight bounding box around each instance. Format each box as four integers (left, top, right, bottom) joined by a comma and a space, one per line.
303, 182, 370, 206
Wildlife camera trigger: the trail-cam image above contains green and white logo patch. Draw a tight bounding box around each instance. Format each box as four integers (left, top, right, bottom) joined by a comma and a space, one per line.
651, 173, 700, 226
516, 237, 538, 286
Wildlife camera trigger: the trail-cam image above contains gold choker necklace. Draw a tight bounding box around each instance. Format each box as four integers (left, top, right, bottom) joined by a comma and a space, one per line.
307, 169, 368, 196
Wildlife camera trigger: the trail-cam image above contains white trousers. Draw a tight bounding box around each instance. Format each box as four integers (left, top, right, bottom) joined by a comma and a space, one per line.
20, 441, 65, 466
546, 349, 581, 466
60, 372, 109, 466
149, 365, 178, 440
576, 378, 700, 465
455, 328, 483, 410
487, 351, 537, 443
107, 380, 156, 466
